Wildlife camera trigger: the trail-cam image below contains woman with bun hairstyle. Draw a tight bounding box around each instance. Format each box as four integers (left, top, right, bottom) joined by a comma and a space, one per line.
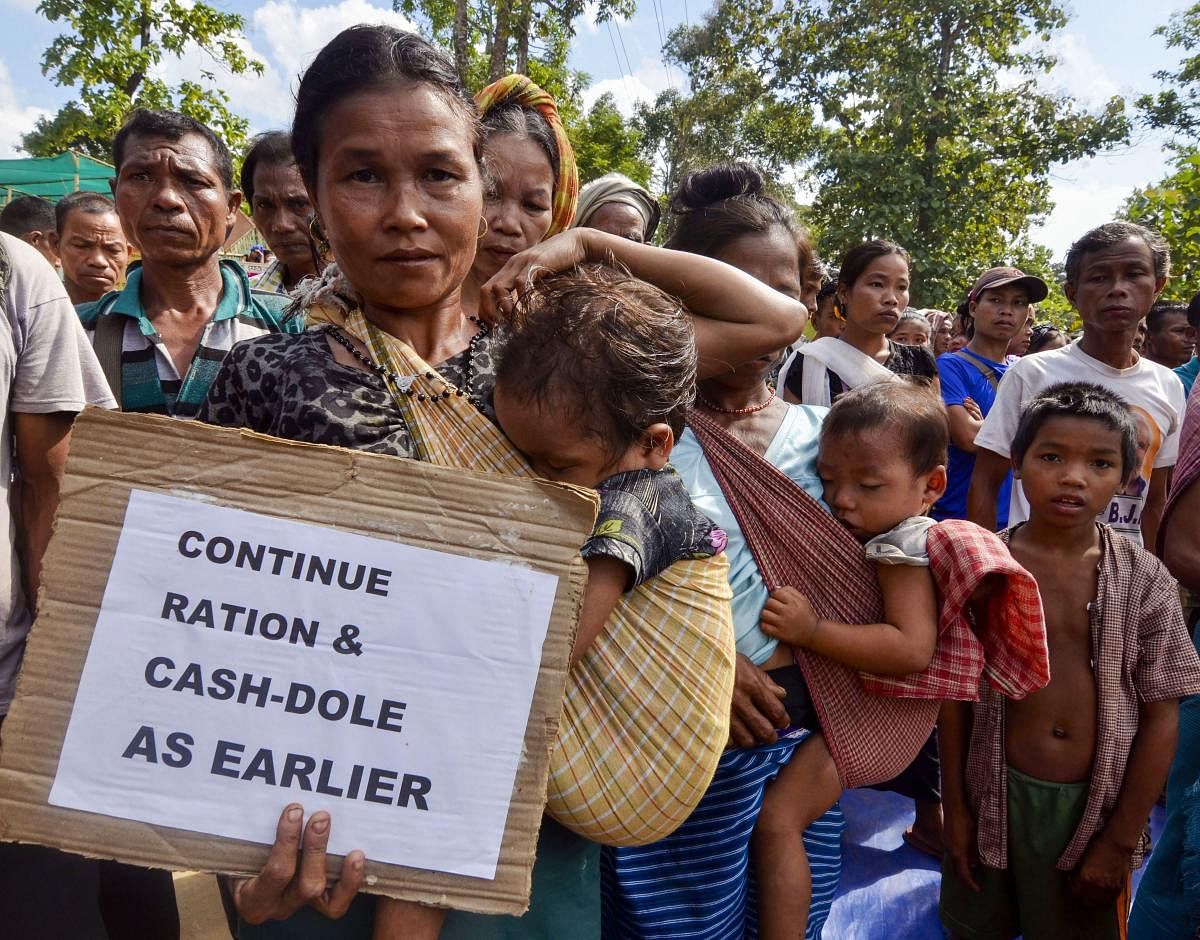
604, 163, 843, 940
778, 240, 938, 405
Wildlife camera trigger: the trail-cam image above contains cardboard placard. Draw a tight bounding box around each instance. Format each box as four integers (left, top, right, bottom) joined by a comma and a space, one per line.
0, 409, 597, 915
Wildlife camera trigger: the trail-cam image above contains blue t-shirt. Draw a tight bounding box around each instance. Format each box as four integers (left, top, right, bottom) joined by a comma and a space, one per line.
1175, 355, 1199, 398
672, 405, 826, 665
933, 349, 1012, 527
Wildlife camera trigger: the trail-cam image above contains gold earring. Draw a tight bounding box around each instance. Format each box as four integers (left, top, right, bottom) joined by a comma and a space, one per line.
477, 217, 489, 239
308, 215, 331, 255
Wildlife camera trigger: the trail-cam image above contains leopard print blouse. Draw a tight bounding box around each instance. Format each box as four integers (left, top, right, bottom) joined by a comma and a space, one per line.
197, 325, 501, 457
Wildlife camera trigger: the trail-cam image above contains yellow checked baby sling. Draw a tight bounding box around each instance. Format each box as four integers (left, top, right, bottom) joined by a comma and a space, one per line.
335, 308, 737, 846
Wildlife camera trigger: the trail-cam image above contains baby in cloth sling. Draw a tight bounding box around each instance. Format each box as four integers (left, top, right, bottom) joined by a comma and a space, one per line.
752, 382, 1050, 938
491, 265, 736, 846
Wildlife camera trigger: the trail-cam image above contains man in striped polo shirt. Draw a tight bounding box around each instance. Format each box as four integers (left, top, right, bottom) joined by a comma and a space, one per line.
78, 109, 303, 417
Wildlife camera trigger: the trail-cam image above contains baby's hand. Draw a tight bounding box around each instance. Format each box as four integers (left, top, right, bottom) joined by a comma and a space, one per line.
760, 586, 820, 648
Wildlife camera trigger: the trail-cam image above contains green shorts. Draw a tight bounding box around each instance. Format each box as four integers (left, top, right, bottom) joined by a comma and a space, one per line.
939, 767, 1129, 940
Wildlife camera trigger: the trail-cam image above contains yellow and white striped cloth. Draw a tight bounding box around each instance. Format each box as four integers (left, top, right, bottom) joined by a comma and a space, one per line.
335, 307, 737, 846
546, 553, 734, 845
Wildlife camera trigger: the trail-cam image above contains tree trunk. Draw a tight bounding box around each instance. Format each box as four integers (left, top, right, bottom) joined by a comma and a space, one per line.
122, 0, 152, 97
515, 0, 533, 75
488, 2, 513, 82
915, 13, 958, 242
453, 0, 470, 87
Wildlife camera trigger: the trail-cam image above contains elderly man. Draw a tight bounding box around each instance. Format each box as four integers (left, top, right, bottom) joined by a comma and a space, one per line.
0, 195, 59, 271
49, 192, 130, 305
241, 131, 321, 294
968, 221, 1186, 550
79, 109, 302, 416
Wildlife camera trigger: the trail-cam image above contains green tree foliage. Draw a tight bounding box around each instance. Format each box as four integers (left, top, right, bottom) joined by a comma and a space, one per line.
660, 0, 1129, 303
397, 0, 648, 185
634, 77, 813, 205
1138, 2, 1200, 142
22, 0, 263, 161
395, 0, 633, 88
573, 94, 649, 186
1124, 152, 1200, 302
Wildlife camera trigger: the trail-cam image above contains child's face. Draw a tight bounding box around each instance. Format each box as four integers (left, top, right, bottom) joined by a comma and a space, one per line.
493, 384, 672, 488
1015, 416, 1125, 526
817, 431, 946, 542
889, 321, 930, 347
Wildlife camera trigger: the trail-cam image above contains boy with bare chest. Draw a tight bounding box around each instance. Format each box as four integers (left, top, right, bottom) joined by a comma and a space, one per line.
940, 382, 1200, 940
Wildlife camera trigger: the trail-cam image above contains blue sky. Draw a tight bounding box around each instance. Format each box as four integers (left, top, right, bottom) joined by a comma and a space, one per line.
0, 0, 1189, 258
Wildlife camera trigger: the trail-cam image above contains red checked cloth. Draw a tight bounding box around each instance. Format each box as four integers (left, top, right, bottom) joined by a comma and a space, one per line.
687, 407, 940, 788
860, 519, 1050, 701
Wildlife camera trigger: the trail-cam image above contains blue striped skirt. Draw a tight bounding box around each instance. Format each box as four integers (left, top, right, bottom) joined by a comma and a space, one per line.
602, 732, 844, 939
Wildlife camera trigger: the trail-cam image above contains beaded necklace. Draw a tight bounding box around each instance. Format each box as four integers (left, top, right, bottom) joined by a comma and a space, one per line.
697, 385, 777, 415
328, 316, 489, 413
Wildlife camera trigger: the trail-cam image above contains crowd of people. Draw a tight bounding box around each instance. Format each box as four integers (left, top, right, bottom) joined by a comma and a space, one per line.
0, 22, 1199, 940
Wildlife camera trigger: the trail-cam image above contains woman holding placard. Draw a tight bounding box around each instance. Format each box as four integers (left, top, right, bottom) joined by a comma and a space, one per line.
199, 24, 807, 939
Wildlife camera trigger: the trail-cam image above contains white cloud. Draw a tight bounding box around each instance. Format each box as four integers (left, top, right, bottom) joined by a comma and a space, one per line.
153, 0, 419, 137
1037, 32, 1121, 109
581, 1, 602, 35
152, 34, 294, 135
1031, 145, 1174, 259
1032, 177, 1132, 261
0, 61, 51, 157
1005, 31, 1121, 111
251, 0, 417, 83
582, 56, 674, 117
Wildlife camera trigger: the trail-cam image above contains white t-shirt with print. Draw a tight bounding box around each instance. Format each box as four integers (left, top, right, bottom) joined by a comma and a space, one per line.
974, 341, 1185, 546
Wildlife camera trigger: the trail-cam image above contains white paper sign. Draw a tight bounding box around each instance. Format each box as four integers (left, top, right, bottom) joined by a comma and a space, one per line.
49, 489, 558, 880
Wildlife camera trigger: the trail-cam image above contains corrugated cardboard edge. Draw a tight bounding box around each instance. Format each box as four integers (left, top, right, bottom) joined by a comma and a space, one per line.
0, 408, 598, 916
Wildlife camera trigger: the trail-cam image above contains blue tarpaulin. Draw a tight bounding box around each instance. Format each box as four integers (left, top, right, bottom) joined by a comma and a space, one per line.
825, 787, 1162, 938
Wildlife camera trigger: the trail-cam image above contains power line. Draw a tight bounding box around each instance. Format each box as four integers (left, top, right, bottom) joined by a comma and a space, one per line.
613, 15, 635, 77
605, 19, 637, 106
647, 0, 677, 90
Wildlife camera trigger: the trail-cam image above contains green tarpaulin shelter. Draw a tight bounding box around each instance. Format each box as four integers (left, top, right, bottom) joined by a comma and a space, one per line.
0, 152, 114, 204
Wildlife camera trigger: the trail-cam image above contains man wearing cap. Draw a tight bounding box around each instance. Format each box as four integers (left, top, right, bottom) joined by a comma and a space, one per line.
969, 221, 1185, 550
933, 266, 1047, 527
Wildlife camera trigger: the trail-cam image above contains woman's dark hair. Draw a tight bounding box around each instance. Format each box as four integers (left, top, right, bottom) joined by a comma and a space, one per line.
821, 382, 948, 475
496, 264, 697, 457
817, 277, 839, 303
291, 26, 480, 192
1027, 323, 1066, 354
481, 103, 560, 189
665, 164, 813, 278
1011, 381, 1139, 482
241, 131, 295, 204
838, 239, 909, 290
